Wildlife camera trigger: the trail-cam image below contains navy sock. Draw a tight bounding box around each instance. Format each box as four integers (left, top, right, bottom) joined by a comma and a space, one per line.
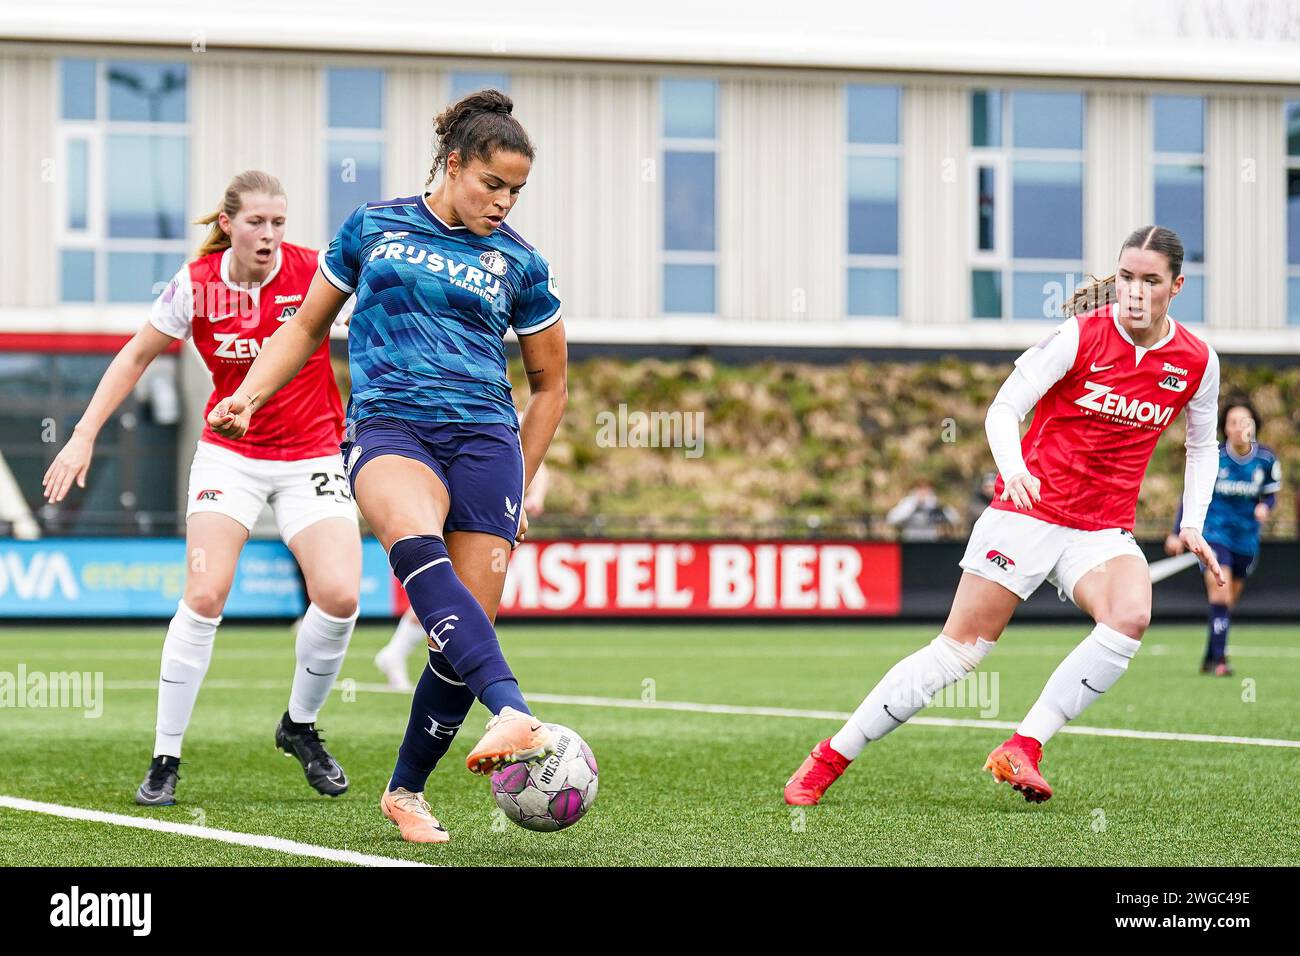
1207, 603, 1231, 663
481, 677, 529, 716
388, 535, 519, 702
389, 649, 475, 793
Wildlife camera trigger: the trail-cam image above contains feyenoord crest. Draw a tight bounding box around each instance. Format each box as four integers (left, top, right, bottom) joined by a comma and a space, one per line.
479, 250, 508, 278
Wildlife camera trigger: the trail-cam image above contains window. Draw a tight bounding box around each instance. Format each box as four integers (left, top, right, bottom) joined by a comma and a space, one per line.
0, 352, 178, 535
57, 59, 189, 304
449, 71, 510, 100
661, 79, 718, 314
1153, 96, 1205, 324
846, 85, 901, 318
969, 89, 1085, 320
1288, 101, 1300, 325
324, 68, 385, 235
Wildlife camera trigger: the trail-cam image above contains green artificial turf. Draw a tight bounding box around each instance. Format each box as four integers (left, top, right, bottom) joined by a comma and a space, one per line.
0, 621, 1295, 866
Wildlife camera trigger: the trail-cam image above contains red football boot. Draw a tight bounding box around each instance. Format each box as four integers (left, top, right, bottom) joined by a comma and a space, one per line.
984, 733, 1053, 803
783, 739, 851, 805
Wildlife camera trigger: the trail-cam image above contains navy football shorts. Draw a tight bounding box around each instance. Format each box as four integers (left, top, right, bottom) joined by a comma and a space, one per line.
1201, 539, 1258, 579
341, 415, 524, 543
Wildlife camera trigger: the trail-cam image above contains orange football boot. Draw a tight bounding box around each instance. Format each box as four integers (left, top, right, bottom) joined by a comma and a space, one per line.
380, 787, 450, 844
784, 738, 851, 805
465, 706, 554, 775
984, 733, 1053, 803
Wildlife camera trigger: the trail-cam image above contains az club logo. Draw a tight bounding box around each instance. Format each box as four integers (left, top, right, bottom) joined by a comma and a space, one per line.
1158, 374, 1187, 392
278, 306, 298, 321
986, 549, 1015, 570
195, 489, 222, 501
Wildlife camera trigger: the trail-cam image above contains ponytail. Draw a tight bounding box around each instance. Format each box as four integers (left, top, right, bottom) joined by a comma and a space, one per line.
1064, 274, 1116, 317
193, 169, 285, 259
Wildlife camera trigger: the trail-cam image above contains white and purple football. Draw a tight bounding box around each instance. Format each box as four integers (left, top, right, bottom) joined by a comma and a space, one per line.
490, 724, 598, 832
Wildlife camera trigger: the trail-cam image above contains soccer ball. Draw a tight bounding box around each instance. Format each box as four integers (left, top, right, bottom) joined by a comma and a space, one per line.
490, 724, 598, 832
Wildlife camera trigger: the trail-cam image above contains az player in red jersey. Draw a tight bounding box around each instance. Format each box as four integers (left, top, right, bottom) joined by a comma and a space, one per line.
785, 225, 1223, 805
43, 170, 361, 806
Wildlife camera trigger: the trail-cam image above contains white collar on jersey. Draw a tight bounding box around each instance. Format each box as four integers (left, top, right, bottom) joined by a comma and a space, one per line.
422, 193, 468, 231
1110, 311, 1178, 365
219, 247, 283, 300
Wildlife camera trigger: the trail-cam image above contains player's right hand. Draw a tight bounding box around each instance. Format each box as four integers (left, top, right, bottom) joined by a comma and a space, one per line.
512, 507, 529, 551
42, 430, 94, 503
1000, 472, 1042, 511
207, 392, 253, 439
1163, 533, 1186, 556
1180, 526, 1224, 587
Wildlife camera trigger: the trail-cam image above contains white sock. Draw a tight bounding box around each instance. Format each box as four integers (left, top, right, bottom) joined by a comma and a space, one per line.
1017, 623, 1141, 744
830, 634, 994, 760
288, 603, 358, 723
154, 600, 221, 758
380, 612, 428, 659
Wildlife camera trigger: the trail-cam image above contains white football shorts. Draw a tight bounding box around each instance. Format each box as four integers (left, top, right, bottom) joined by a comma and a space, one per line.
185, 440, 358, 544
959, 507, 1146, 604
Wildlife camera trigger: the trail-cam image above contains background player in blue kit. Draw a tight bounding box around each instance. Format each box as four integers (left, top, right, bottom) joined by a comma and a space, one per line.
207, 89, 569, 843
1166, 397, 1282, 676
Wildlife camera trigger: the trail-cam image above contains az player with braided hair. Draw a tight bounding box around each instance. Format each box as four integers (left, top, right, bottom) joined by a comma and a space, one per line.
209, 89, 568, 844
785, 225, 1222, 806
44, 170, 360, 806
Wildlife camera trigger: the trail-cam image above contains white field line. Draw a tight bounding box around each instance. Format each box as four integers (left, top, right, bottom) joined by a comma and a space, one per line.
67, 643, 1300, 661
93, 680, 1300, 749
516, 692, 1300, 750
31, 644, 1300, 660
0, 795, 433, 868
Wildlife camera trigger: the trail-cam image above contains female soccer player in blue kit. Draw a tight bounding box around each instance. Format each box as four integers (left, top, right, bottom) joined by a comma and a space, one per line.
209, 89, 568, 844
1165, 397, 1282, 675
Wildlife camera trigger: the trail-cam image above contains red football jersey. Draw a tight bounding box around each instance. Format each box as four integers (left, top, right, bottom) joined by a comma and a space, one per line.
150, 242, 343, 460
991, 305, 1213, 532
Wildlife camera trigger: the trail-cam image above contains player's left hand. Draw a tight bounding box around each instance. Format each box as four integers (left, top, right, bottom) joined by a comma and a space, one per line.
1254, 502, 1271, 523
1180, 527, 1224, 587
513, 507, 528, 551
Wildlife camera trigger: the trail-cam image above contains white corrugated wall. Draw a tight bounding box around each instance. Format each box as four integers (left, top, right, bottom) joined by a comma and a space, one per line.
384, 65, 443, 199
507, 70, 658, 321
901, 85, 968, 325
717, 76, 844, 323
0, 51, 57, 307
1085, 91, 1151, 279
1206, 93, 1288, 331
190, 59, 325, 250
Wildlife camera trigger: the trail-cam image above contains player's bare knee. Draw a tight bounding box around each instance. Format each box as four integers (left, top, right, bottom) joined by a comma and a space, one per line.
311, 585, 359, 619
183, 588, 227, 619
1104, 606, 1151, 640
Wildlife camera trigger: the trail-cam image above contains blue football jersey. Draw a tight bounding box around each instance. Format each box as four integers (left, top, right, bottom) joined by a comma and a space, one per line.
320, 195, 562, 429
1201, 444, 1282, 555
